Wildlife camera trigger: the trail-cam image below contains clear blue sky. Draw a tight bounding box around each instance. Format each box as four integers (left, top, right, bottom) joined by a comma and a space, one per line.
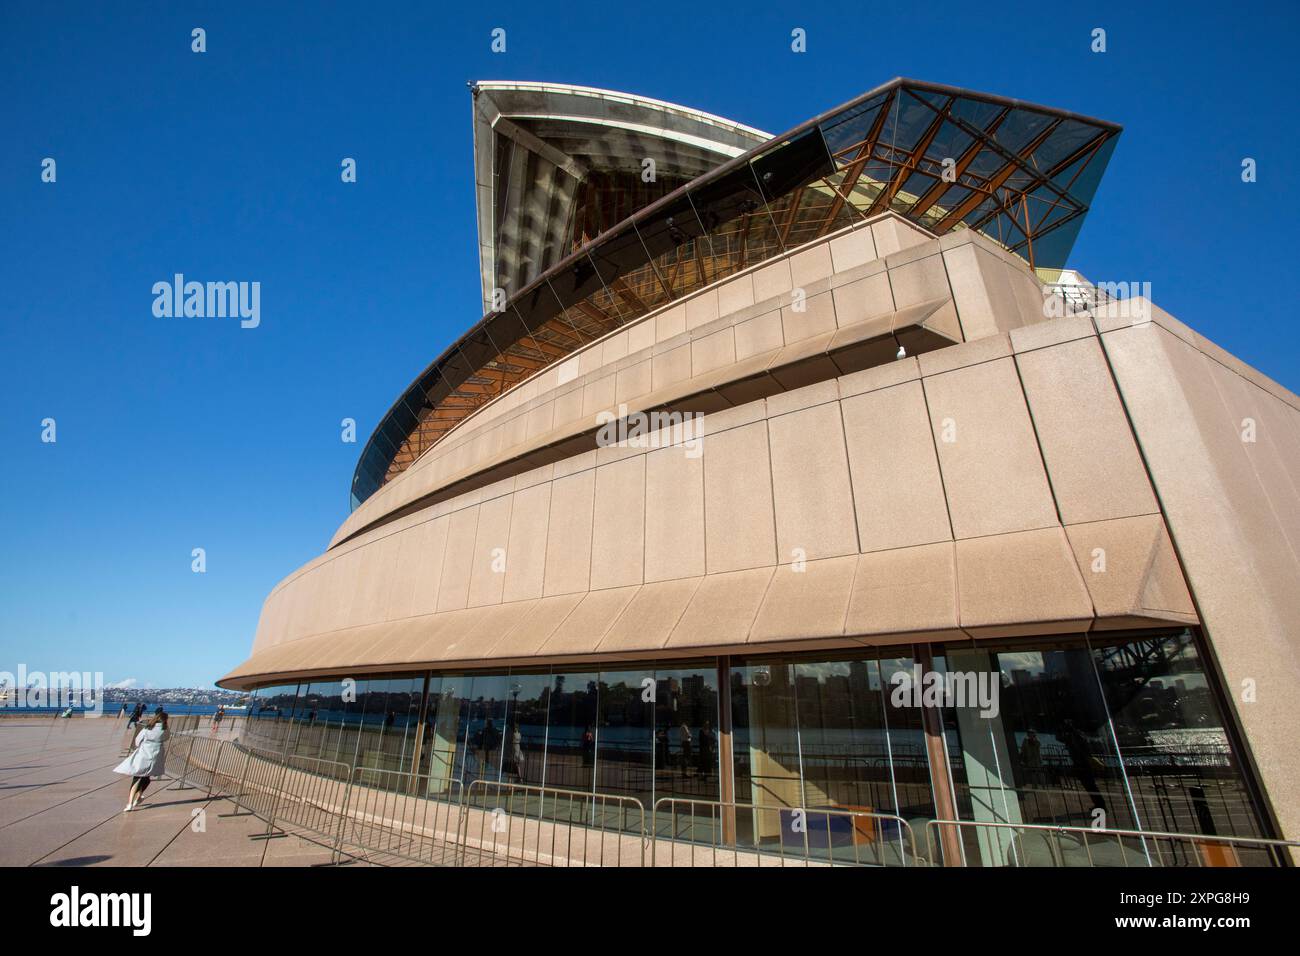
2, 1, 1297, 689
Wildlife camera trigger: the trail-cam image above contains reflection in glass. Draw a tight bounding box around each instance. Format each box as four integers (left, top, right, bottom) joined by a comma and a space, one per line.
543, 672, 599, 792
654, 666, 720, 804
1091, 630, 1269, 862
732, 660, 800, 832
502, 672, 550, 785
594, 669, 655, 819
463, 674, 509, 785
235, 628, 1271, 863
426, 675, 466, 797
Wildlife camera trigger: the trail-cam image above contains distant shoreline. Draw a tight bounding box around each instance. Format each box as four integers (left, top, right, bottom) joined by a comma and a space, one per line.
0, 703, 242, 717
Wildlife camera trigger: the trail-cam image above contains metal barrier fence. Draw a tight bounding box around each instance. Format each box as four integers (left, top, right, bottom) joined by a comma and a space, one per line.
461, 779, 647, 867
651, 797, 920, 867
924, 818, 1300, 867
151, 730, 1297, 868
120, 713, 247, 756
340, 766, 465, 866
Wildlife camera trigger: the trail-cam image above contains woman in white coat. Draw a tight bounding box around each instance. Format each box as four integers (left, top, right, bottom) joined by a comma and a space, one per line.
114, 713, 168, 811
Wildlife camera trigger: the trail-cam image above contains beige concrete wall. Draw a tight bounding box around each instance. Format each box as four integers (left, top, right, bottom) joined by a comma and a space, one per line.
1098, 303, 1300, 839
240, 314, 1197, 679
334, 214, 1047, 549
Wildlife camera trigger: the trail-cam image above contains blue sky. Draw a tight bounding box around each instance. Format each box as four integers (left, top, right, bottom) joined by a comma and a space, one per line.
2, 0, 1297, 689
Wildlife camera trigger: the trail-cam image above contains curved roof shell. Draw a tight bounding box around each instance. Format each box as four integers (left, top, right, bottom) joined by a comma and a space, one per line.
473, 81, 771, 314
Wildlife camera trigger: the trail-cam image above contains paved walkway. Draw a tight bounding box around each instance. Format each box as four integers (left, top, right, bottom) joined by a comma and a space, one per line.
0, 718, 361, 867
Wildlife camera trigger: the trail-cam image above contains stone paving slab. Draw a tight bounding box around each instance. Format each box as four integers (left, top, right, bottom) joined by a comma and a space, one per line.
0, 719, 349, 868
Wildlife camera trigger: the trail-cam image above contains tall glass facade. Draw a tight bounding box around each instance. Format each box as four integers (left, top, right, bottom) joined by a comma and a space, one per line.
935, 630, 1271, 865
242, 628, 1273, 865
247, 662, 719, 809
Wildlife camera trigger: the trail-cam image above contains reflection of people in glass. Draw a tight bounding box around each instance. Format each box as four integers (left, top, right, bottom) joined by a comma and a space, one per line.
479, 719, 501, 773
505, 721, 524, 781
655, 727, 669, 769
581, 726, 595, 768
698, 721, 715, 778
1019, 728, 1043, 786
678, 722, 693, 774
1059, 719, 1106, 814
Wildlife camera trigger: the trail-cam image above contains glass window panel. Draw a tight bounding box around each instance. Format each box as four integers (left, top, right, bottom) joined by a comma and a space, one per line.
336, 679, 368, 770
503, 672, 551, 786
655, 665, 721, 802
461, 674, 510, 786
820, 92, 889, 157
794, 658, 891, 815
354, 679, 392, 771
878, 655, 937, 824
991, 108, 1056, 155
248, 682, 298, 751
386, 677, 422, 774
888, 92, 942, 153
751, 129, 834, 204
594, 669, 655, 822
732, 658, 801, 848
1092, 630, 1270, 861
1024, 119, 1098, 173
991, 646, 1135, 831
935, 643, 1135, 867
301, 680, 347, 764
949, 97, 1005, 134
427, 674, 468, 797
542, 671, 600, 792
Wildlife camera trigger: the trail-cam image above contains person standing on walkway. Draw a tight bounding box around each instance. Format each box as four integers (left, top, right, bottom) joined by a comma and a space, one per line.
114, 713, 169, 812
126, 703, 144, 728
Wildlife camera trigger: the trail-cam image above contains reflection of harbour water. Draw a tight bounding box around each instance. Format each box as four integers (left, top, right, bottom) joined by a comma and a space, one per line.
21, 703, 230, 716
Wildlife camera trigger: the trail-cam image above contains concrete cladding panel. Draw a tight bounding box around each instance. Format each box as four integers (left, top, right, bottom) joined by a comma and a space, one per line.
436, 505, 480, 612
922, 356, 1058, 538
703, 421, 777, 573
543, 469, 596, 596
502, 483, 551, 602
841, 379, 952, 552
591, 455, 647, 589
1016, 335, 1158, 525
644, 442, 705, 583
466, 494, 513, 607
1103, 320, 1300, 838
767, 397, 859, 561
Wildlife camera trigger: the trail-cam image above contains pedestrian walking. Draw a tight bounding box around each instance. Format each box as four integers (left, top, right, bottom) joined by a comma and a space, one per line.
114, 713, 169, 812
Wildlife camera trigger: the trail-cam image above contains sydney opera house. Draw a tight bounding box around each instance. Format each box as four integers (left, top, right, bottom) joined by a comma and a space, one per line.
218, 79, 1300, 865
